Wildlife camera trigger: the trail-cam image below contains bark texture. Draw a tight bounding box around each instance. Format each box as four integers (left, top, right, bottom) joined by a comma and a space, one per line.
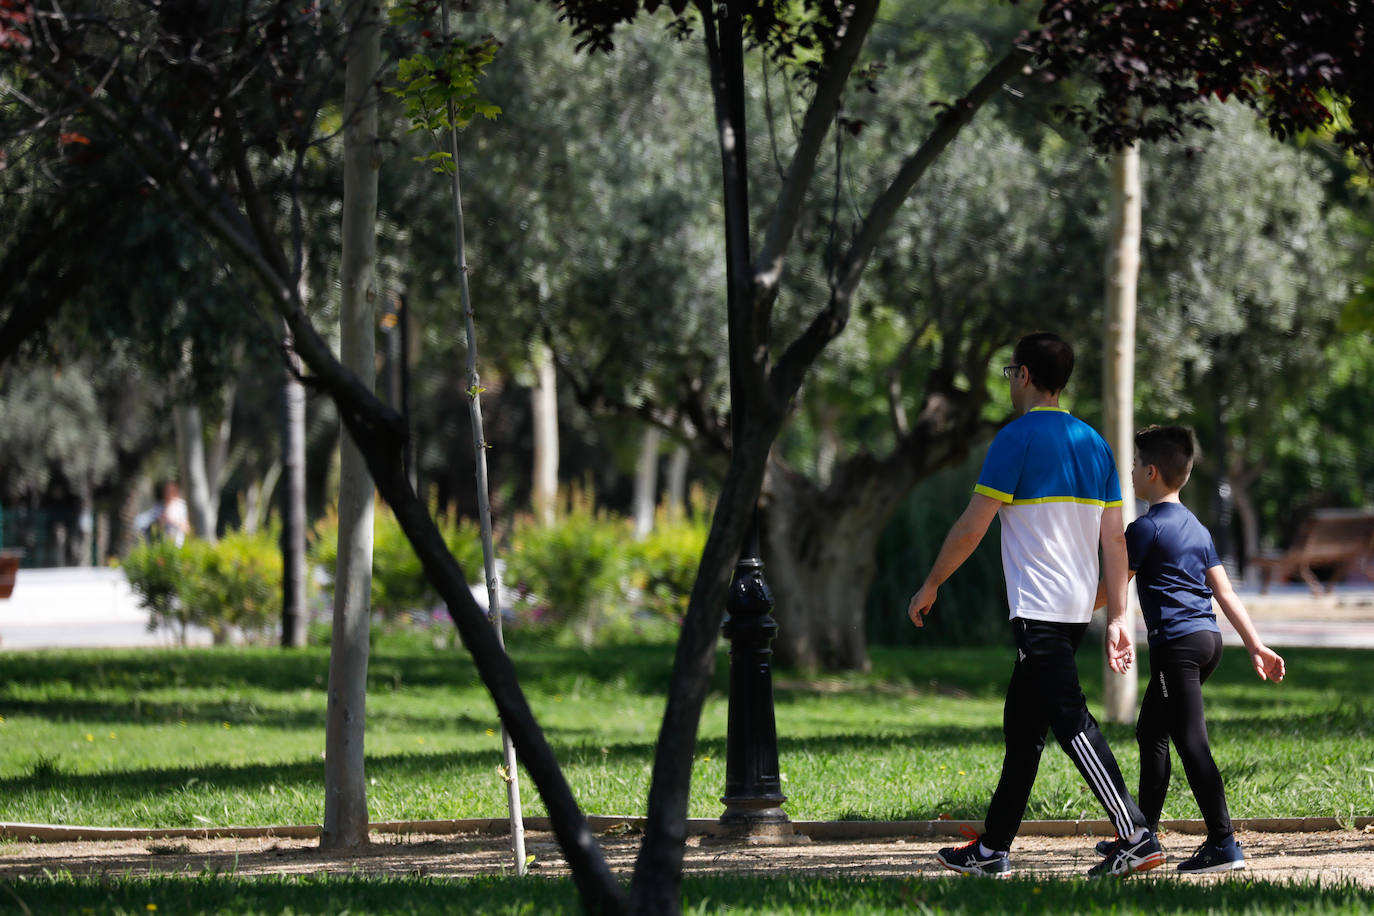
1101, 145, 1142, 725
322, 0, 380, 850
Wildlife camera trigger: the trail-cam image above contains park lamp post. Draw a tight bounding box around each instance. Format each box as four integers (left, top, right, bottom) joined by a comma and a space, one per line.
714, 515, 807, 844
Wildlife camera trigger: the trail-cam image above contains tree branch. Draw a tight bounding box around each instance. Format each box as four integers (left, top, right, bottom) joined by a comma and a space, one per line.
832, 46, 1031, 305
769, 46, 1030, 409
752, 0, 879, 299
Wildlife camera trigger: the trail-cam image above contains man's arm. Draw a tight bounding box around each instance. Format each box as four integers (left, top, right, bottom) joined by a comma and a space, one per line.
907, 493, 1002, 628
1099, 505, 1135, 673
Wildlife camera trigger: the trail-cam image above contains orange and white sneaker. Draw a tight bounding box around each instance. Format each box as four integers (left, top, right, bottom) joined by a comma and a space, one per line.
1088, 830, 1166, 878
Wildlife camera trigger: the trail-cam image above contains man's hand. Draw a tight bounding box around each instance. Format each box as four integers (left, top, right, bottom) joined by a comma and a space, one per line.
1105, 618, 1135, 674
1250, 644, 1286, 682
907, 585, 937, 628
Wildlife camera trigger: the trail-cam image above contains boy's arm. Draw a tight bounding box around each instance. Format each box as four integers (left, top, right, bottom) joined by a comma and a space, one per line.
908, 494, 1001, 628
1100, 505, 1135, 673
1205, 564, 1286, 682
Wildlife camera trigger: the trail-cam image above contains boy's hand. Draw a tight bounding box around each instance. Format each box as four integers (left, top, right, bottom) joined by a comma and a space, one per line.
1251, 645, 1286, 682
1105, 619, 1135, 674
907, 585, 937, 628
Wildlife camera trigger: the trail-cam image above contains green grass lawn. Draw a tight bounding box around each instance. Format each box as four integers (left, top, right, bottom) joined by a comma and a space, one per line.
4, 873, 1373, 915
2, 631, 1372, 914
1, 629, 1369, 829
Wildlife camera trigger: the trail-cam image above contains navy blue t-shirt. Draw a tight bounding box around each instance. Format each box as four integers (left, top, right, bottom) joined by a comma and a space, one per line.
1125, 501, 1222, 648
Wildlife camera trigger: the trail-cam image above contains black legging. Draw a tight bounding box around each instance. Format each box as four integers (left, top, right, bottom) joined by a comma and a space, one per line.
1136, 629, 1232, 844
981, 618, 1149, 851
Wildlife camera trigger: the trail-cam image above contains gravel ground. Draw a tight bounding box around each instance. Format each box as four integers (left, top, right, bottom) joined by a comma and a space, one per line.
2, 826, 1372, 887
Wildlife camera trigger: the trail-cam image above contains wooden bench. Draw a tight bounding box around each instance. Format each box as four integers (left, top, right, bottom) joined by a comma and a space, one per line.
1253, 509, 1374, 594
0, 549, 20, 600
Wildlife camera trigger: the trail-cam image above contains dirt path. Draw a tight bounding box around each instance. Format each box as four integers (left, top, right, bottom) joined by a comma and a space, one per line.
3, 827, 1372, 887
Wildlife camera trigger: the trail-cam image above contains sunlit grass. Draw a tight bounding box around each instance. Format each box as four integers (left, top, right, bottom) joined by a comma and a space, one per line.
2, 873, 1372, 915
0, 631, 1369, 828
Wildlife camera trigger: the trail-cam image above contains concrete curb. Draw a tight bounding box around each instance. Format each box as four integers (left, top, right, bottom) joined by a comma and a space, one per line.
4, 815, 1370, 843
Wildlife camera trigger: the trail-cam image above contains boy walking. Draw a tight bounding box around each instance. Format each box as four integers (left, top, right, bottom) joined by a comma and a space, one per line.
908, 332, 1163, 879
1096, 425, 1285, 873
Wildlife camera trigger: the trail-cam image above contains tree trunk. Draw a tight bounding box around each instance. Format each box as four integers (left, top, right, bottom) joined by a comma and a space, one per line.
72, 485, 94, 566
174, 404, 218, 543
666, 444, 689, 520
322, 0, 380, 851
281, 353, 308, 648
1229, 462, 1262, 586
762, 455, 917, 672
1101, 144, 1142, 725
633, 425, 661, 539
242, 460, 282, 535
531, 342, 559, 527
764, 521, 875, 669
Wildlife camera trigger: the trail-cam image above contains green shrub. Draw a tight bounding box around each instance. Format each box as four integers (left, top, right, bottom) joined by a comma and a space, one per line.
122, 537, 197, 641
625, 503, 710, 622
123, 530, 283, 644
310, 503, 485, 621
306, 491, 709, 644
186, 530, 282, 642
505, 490, 633, 644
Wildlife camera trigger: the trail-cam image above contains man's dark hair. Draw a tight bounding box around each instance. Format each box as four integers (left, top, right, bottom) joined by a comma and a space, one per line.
1135, 425, 1196, 490
1012, 332, 1074, 393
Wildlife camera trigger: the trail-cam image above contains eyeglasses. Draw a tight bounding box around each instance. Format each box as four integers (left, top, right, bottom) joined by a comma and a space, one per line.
1001, 364, 1023, 380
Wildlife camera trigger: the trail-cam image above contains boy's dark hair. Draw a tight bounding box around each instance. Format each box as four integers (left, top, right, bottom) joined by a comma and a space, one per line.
1135, 425, 1196, 490
1012, 332, 1074, 393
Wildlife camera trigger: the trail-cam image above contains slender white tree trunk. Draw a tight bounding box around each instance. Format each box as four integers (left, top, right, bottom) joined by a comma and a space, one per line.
241, 460, 282, 535
205, 357, 240, 512
1102, 144, 1142, 725
174, 404, 217, 543
440, 2, 526, 873
665, 444, 689, 520
633, 426, 661, 539
530, 342, 559, 527
322, 0, 380, 850
281, 334, 308, 648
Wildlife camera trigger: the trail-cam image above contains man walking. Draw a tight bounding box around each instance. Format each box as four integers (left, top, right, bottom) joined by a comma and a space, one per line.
907, 332, 1163, 879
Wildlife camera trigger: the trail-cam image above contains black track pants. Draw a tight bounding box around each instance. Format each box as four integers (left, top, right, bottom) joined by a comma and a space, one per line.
1136, 629, 1231, 844
981, 618, 1149, 852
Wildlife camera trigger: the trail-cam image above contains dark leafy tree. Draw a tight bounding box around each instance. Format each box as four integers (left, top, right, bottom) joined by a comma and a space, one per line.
1023, 0, 1374, 166
1, 1, 625, 909
3, 0, 1370, 913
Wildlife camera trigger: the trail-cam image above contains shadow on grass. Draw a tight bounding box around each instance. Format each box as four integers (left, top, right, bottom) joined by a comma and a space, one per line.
0, 639, 710, 695
0, 719, 1018, 824
4, 639, 1363, 697
0, 695, 515, 733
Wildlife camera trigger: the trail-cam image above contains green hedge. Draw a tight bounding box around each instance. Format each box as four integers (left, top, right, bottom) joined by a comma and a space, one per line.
122, 530, 282, 644
310, 507, 486, 620
308, 495, 710, 643
865, 451, 1009, 648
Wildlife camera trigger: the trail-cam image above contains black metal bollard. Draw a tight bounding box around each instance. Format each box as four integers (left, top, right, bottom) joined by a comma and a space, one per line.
715, 518, 804, 842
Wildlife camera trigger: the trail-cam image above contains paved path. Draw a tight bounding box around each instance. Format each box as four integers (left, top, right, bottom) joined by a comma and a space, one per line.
1, 826, 1371, 888
3, 569, 1374, 651
0, 567, 212, 650
1176, 584, 1374, 649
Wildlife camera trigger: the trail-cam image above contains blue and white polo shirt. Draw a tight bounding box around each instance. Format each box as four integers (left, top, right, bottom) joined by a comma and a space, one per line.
974, 407, 1122, 624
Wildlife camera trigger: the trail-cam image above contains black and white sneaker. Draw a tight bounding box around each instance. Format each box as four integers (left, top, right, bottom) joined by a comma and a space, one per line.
936, 838, 1011, 878
1088, 830, 1166, 878
1177, 837, 1245, 874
